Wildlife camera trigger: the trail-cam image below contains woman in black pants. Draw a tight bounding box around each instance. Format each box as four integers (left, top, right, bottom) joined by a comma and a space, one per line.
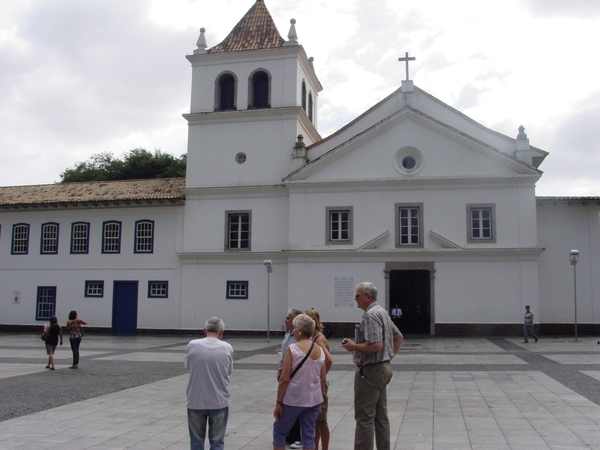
66, 310, 87, 369
43, 316, 63, 370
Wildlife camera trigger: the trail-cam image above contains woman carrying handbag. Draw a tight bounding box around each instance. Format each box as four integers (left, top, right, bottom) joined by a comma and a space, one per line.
272, 314, 326, 450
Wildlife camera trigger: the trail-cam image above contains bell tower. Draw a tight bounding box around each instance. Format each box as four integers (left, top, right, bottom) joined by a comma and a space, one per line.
184, 0, 322, 188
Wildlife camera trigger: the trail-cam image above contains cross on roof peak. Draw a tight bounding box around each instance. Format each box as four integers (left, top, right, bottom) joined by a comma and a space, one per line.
398, 52, 416, 81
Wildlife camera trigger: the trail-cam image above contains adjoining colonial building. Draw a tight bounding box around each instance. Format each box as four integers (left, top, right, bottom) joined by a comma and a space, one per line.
1, 0, 598, 336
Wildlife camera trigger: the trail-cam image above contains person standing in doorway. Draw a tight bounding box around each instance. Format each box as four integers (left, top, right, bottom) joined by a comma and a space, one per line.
391, 304, 402, 329
66, 310, 86, 369
523, 305, 539, 343
185, 317, 234, 450
342, 282, 403, 450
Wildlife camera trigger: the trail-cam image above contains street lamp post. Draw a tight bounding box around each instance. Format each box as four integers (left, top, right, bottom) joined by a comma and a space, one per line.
263, 260, 273, 342
569, 250, 579, 342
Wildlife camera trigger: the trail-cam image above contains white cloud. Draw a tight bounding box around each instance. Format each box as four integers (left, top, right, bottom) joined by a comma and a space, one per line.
0, 0, 599, 195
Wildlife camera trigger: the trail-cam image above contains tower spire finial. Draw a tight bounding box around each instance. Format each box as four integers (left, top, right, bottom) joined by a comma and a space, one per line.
194, 28, 207, 55
285, 18, 299, 46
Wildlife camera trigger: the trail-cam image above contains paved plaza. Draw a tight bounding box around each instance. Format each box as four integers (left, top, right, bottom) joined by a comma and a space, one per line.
2, 333, 600, 449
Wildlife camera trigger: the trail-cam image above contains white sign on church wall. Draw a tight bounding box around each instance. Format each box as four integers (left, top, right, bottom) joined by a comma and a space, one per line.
334, 277, 355, 307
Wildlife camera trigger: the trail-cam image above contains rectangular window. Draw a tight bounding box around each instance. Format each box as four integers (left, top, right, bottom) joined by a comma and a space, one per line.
227, 280, 249, 299
85, 280, 104, 297
148, 281, 168, 298
12, 223, 29, 254
135, 220, 154, 253
468, 204, 496, 243
326, 207, 353, 245
102, 221, 121, 253
226, 211, 251, 250
395, 203, 423, 248
36, 286, 56, 320
71, 222, 90, 254
41, 223, 59, 254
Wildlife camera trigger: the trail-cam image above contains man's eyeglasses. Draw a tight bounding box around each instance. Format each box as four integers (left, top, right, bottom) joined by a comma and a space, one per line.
355, 293, 368, 299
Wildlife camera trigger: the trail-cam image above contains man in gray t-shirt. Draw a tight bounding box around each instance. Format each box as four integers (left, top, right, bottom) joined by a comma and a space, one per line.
523, 305, 539, 343
185, 317, 233, 450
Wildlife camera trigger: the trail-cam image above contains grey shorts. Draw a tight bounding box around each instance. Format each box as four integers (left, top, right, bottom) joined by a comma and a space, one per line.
45, 343, 57, 355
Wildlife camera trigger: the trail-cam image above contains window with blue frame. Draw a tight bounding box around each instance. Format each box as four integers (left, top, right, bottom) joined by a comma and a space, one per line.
85, 280, 104, 297
226, 280, 249, 299
148, 281, 168, 298
41, 222, 59, 254
36, 286, 56, 320
135, 220, 154, 253
102, 221, 121, 253
71, 222, 90, 254
12, 223, 29, 254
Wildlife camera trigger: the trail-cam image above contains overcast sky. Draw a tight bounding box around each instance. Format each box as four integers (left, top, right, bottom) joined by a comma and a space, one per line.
1, 0, 599, 195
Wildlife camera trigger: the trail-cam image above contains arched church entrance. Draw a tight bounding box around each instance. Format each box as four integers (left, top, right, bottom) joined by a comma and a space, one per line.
385, 262, 434, 335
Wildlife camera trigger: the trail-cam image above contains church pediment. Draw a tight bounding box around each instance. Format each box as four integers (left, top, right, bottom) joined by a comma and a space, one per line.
284, 106, 541, 184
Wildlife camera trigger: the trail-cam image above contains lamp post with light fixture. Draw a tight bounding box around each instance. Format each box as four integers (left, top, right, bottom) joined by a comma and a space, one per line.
263, 260, 273, 342
569, 250, 579, 342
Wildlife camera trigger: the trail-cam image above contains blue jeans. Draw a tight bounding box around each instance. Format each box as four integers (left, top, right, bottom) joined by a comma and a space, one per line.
187, 407, 229, 450
70, 337, 81, 365
273, 403, 320, 448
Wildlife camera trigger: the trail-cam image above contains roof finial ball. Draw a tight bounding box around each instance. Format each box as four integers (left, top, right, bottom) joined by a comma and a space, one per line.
195, 27, 207, 54
287, 18, 298, 44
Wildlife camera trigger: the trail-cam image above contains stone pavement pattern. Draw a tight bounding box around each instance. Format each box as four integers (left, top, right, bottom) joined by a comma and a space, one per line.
2, 334, 600, 449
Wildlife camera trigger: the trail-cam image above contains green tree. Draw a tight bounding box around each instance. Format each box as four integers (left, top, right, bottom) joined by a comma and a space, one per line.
60, 148, 186, 183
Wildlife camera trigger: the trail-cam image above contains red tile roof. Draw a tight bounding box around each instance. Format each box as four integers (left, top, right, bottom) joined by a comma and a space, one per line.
0, 178, 185, 208
209, 0, 285, 53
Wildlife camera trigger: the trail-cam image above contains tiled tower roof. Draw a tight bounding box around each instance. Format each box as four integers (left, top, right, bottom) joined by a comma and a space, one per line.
208, 0, 285, 53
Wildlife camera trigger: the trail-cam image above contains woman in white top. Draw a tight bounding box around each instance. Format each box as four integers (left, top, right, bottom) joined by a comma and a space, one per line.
305, 308, 333, 450
273, 314, 326, 450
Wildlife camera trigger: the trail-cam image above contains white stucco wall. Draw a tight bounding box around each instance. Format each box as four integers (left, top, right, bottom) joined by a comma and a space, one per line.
180, 261, 289, 331
288, 185, 537, 251
188, 47, 319, 114
537, 202, 600, 323
182, 191, 289, 252
435, 260, 539, 324
286, 261, 387, 324
185, 114, 306, 187
0, 205, 184, 329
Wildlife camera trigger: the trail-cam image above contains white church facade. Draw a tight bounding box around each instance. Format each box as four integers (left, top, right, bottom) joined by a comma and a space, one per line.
1, 0, 599, 336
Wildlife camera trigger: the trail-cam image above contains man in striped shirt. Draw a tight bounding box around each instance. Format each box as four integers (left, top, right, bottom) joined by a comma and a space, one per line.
342, 282, 404, 450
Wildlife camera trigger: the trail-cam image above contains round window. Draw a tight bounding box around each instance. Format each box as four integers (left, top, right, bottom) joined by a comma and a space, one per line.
402, 156, 416, 170
394, 146, 423, 175
235, 153, 247, 164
